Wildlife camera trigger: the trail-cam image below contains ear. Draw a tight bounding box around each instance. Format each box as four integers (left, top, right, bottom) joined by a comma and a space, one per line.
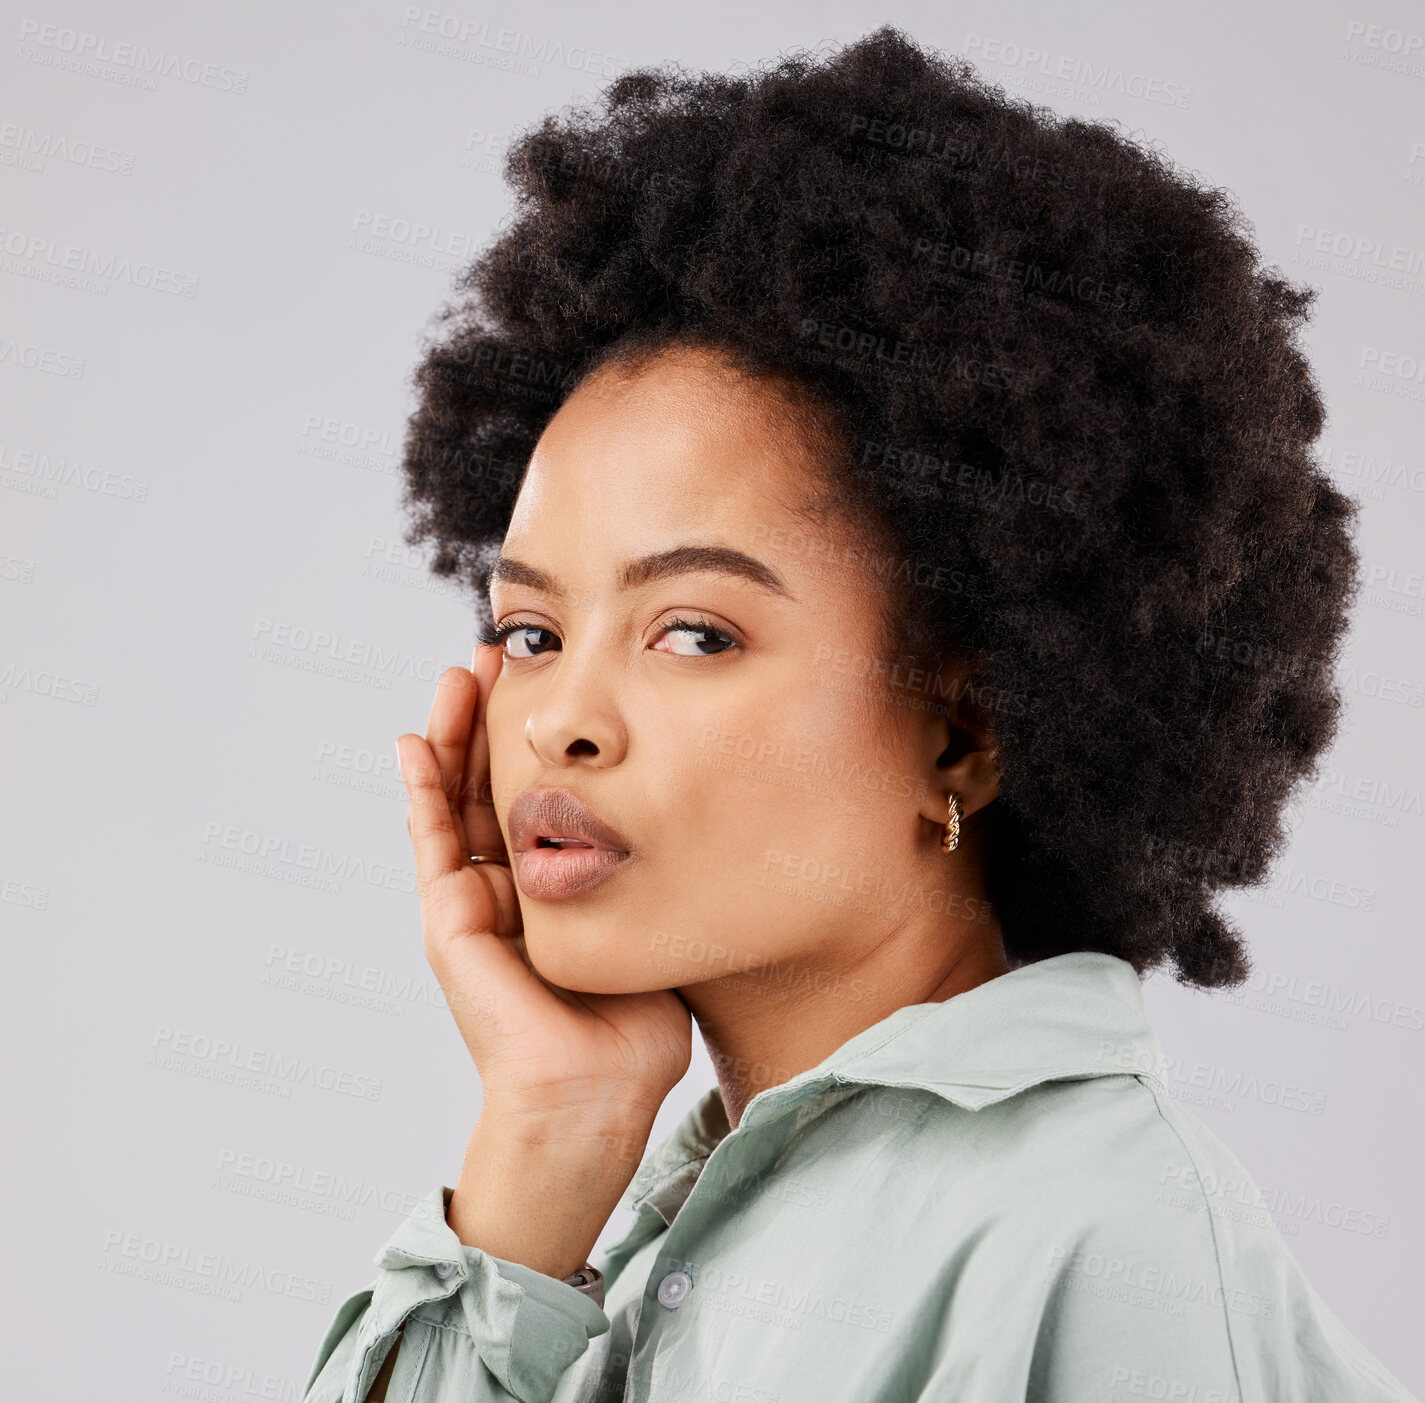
912, 654, 1000, 833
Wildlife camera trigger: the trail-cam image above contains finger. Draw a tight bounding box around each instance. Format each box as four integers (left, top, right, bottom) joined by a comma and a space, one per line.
425, 664, 479, 845
460, 642, 508, 861
397, 732, 468, 894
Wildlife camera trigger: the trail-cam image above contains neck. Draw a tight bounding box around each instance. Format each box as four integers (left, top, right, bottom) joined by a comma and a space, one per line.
680, 910, 1009, 1129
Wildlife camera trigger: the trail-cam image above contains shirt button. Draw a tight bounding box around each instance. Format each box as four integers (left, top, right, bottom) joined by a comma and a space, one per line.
656, 1270, 692, 1309
433, 1261, 457, 1280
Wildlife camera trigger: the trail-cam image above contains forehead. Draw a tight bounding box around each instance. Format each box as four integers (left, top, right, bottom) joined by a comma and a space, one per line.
504, 347, 829, 554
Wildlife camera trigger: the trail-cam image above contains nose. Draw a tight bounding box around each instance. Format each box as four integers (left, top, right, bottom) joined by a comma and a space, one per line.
522, 640, 629, 768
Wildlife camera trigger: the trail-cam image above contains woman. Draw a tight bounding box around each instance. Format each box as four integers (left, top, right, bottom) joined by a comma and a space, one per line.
301, 27, 1417, 1403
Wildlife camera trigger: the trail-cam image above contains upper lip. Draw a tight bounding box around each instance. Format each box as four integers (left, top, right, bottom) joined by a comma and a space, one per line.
507, 786, 632, 855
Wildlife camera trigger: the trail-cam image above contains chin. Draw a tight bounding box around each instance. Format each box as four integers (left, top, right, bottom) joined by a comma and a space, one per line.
522, 928, 654, 996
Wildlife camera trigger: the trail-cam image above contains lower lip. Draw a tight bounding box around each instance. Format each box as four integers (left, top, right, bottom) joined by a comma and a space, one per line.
514, 845, 632, 900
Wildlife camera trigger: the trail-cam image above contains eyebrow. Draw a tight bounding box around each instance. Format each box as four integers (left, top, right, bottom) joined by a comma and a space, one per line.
488, 543, 793, 600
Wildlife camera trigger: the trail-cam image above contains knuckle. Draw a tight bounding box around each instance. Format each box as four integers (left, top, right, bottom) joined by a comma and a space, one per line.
418, 872, 461, 918
409, 787, 448, 817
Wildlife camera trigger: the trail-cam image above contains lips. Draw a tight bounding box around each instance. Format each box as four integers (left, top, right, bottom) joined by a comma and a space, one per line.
507, 787, 633, 900
508, 787, 632, 854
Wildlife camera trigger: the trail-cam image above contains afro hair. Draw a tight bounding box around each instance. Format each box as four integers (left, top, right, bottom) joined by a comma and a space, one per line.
396, 25, 1358, 989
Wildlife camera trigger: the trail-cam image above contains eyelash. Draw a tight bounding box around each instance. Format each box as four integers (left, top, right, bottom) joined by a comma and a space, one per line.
477, 615, 738, 658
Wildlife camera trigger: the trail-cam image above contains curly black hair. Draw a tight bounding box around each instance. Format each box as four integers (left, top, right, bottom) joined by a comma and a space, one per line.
396, 26, 1358, 989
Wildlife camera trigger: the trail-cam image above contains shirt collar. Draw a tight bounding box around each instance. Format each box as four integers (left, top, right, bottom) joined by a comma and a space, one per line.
622, 951, 1167, 1224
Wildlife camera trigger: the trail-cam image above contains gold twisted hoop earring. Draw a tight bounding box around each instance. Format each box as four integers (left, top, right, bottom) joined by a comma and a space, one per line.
941, 791, 962, 855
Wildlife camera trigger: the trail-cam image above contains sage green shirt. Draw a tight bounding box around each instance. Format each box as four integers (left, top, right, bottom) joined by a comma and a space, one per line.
301, 952, 1417, 1402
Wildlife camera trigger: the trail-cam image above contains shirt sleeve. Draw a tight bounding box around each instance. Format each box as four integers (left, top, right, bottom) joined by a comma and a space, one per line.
302, 1186, 611, 1403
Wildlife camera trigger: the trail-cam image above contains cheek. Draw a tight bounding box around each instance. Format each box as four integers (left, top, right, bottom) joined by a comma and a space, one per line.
678, 687, 892, 860
634, 699, 810, 888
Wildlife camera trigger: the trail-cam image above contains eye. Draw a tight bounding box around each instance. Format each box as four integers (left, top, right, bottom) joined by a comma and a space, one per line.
477, 614, 739, 660
478, 619, 560, 659
654, 616, 738, 657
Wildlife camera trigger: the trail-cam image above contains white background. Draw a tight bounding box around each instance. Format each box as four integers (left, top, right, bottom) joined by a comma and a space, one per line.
3, 1, 1423, 1398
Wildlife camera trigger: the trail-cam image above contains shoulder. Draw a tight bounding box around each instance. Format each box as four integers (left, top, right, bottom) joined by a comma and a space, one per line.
1135, 1083, 1417, 1402
932, 1074, 1416, 1403
959, 1074, 1251, 1312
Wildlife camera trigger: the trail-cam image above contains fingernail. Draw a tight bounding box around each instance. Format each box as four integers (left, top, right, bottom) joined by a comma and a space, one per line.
394, 738, 405, 781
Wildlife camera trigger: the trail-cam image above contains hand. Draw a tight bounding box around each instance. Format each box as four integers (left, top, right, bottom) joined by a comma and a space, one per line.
396, 644, 693, 1128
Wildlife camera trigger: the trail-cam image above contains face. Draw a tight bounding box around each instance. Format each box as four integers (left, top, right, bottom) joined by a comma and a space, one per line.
484, 343, 961, 995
